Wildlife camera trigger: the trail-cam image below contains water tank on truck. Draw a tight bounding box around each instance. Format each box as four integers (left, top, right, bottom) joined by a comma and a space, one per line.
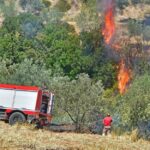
0, 84, 54, 127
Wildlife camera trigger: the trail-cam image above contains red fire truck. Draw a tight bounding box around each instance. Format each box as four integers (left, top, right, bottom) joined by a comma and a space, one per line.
0, 84, 54, 127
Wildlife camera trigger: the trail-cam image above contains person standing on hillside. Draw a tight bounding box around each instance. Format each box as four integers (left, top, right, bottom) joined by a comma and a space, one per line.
102, 114, 113, 136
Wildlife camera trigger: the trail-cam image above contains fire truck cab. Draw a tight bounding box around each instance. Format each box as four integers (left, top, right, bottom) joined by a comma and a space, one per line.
0, 84, 54, 126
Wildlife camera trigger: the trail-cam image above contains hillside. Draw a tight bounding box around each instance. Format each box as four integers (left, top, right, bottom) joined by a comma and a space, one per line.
0, 0, 150, 147
0, 122, 149, 150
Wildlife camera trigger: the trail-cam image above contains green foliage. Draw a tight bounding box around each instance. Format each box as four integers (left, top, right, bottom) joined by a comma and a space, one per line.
131, 0, 141, 4
133, 58, 150, 75
42, 0, 51, 7
0, 13, 44, 62
75, 3, 100, 32
0, 1, 116, 87
0, 58, 13, 83
116, 0, 129, 9
40, 23, 85, 77
0, 30, 20, 62
19, 0, 44, 12
142, 0, 150, 4
2, 13, 43, 37
0, 0, 118, 131
20, 14, 43, 38
128, 19, 143, 36
115, 0, 150, 5
101, 83, 118, 113
0, 28, 40, 63
120, 74, 150, 128
2, 16, 19, 33
0, 0, 17, 17
48, 73, 104, 131
55, 0, 71, 12
0, 0, 4, 4
80, 29, 117, 88
143, 26, 150, 40
40, 7, 64, 24
8, 59, 52, 86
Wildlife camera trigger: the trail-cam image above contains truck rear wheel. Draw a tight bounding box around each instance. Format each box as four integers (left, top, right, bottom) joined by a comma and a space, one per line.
9, 112, 26, 125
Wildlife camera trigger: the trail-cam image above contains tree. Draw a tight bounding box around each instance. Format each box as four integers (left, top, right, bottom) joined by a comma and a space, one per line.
116, 0, 129, 9
75, 2, 100, 32
120, 74, 150, 128
42, 0, 51, 7
54, 0, 71, 12
0, 0, 17, 17
80, 29, 117, 88
19, 0, 44, 13
40, 7, 64, 24
143, 26, 150, 41
8, 59, 52, 86
40, 22, 87, 78
0, 13, 44, 63
48, 73, 104, 131
128, 19, 143, 37
20, 14, 43, 38
0, 58, 13, 83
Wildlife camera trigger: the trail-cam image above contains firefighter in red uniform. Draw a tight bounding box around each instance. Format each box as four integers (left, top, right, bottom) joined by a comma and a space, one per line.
102, 113, 113, 136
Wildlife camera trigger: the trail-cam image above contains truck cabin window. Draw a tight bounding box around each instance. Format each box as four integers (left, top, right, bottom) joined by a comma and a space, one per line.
40, 94, 49, 113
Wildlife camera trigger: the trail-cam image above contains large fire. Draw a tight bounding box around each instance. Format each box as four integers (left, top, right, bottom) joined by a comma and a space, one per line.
102, 0, 131, 94
102, 0, 115, 45
117, 60, 130, 94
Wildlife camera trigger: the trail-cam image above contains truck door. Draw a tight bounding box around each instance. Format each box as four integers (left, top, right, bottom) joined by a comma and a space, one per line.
47, 93, 54, 115
40, 93, 49, 113
40, 92, 54, 114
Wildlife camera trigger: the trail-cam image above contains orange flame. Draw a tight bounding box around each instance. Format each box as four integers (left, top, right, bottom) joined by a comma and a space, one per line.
102, 1, 115, 45
117, 60, 130, 94
102, 0, 131, 94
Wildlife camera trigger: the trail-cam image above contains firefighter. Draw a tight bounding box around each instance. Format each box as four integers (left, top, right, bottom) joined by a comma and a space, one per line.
102, 113, 113, 136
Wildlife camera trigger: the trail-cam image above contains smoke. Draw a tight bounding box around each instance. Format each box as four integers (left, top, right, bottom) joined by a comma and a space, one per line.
102, 0, 115, 11
96, 0, 115, 13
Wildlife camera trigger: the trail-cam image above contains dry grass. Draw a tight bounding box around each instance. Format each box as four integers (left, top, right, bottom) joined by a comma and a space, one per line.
0, 122, 149, 150
49, 0, 59, 7
117, 4, 150, 21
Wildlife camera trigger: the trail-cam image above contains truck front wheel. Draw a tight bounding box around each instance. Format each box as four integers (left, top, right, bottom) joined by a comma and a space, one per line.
9, 112, 26, 125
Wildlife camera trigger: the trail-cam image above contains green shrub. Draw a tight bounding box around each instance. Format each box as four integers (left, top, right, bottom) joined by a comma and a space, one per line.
55, 0, 71, 12
120, 74, 150, 128
42, 0, 51, 7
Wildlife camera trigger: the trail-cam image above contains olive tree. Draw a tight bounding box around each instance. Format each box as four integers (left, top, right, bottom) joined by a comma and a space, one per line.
0, 58, 13, 83
49, 73, 104, 131
7, 59, 52, 86
120, 74, 150, 128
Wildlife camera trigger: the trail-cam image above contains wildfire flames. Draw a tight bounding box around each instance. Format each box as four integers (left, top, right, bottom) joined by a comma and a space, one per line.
102, 0, 131, 94
117, 60, 130, 94
102, 0, 115, 45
